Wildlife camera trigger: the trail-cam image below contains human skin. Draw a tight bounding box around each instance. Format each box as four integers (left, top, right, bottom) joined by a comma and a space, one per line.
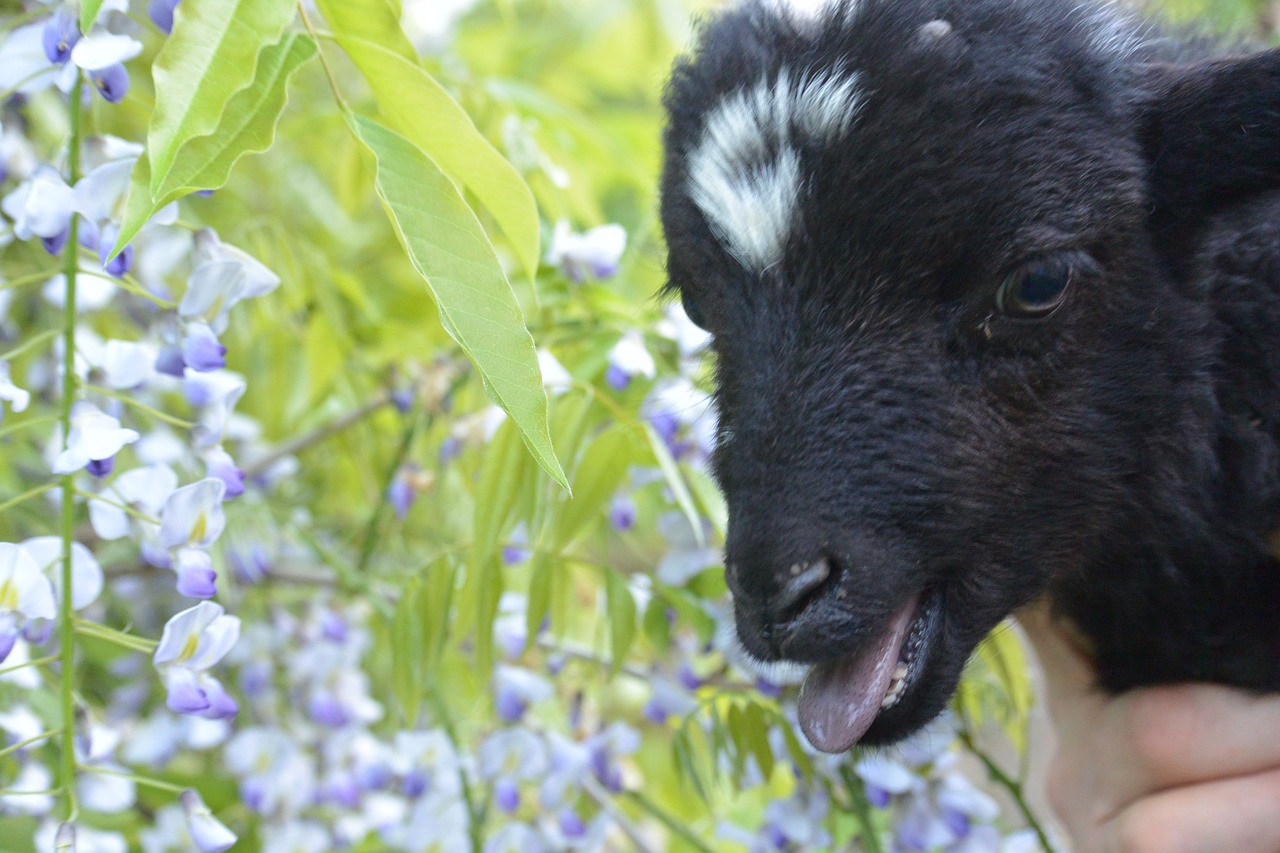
1019, 603, 1280, 853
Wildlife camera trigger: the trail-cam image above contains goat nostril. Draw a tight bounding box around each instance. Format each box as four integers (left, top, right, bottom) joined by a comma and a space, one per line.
774, 559, 832, 617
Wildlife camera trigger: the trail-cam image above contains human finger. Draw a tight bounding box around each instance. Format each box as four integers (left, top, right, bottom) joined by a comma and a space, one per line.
1096, 766, 1280, 853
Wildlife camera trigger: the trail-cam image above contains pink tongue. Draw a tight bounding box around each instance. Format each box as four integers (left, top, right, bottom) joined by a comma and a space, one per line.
797, 595, 919, 754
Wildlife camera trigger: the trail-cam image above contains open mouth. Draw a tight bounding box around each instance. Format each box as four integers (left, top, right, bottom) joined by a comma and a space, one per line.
795, 590, 939, 754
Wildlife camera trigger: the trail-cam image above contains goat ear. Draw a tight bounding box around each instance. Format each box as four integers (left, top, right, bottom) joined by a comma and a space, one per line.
1139, 49, 1280, 251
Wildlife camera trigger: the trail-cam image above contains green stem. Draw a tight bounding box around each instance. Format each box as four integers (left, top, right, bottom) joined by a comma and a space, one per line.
0, 269, 63, 292
82, 385, 196, 428
426, 686, 483, 853
75, 268, 175, 308
78, 765, 185, 793
0, 728, 61, 762
355, 409, 420, 574
242, 389, 392, 479
622, 790, 714, 853
957, 727, 1055, 852
1, 328, 61, 362
0, 414, 61, 442
59, 69, 84, 825
72, 487, 158, 525
73, 618, 157, 653
0, 654, 59, 678
840, 764, 885, 853
0, 481, 58, 516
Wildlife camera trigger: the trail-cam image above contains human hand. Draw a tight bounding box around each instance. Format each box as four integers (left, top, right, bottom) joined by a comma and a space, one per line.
1019, 602, 1280, 853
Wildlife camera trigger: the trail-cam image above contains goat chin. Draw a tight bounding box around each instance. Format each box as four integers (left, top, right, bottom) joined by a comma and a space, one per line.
660, 0, 1280, 748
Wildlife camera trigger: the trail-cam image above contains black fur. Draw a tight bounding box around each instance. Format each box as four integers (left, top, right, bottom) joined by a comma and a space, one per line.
660, 0, 1280, 745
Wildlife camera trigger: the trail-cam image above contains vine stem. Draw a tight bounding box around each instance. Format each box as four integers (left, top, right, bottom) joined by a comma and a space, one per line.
956, 726, 1056, 852
58, 69, 84, 823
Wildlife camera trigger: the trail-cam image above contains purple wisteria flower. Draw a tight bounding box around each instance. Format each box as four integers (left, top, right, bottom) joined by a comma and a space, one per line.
149, 0, 183, 34
41, 9, 80, 65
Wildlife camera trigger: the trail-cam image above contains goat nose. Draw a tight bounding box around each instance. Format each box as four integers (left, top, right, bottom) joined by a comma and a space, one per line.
774, 559, 832, 617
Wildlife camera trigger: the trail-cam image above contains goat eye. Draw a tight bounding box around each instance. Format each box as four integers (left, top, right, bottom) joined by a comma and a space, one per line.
995, 260, 1072, 318
681, 291, 709, 330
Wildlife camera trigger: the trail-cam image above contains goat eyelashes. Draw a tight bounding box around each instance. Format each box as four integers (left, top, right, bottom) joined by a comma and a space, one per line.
661, 0, 1280, 750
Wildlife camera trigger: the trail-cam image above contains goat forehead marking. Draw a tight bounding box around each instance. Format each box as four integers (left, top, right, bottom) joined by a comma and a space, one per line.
688, 67, 865, 271
761, 0, 856, 29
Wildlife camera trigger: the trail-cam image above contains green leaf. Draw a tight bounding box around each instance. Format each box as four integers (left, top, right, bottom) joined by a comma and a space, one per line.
147, 0, 296, 194
113, 34, 317, 257
473, 418, 534, 559
419, 557, 456, 668
346, 113, 566, 488
642, 596, 672, 653
644, 422, 704, 546
333, 36, 541, 283
553, 427, 631, 547
603, 568, 636, 676
140, 36, 314, 235
390, 578, 425, 724
315, 0, 416, 61
524, 552, 553, 651
474, 552, 504, 678
80, 0, 105, 31
739, 703, 774, 780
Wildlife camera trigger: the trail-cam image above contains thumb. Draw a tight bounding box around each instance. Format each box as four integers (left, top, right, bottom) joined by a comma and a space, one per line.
1017, 600, 1099, 717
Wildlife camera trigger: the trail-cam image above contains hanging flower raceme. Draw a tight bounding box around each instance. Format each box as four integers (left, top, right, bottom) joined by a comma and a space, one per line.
153, 602, 240, 720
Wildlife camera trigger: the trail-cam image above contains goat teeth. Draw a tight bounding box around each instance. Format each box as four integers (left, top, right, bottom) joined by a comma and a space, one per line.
893, 663, 908, 680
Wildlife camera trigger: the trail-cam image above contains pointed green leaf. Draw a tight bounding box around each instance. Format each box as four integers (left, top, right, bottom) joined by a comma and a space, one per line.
80, 0, 105, 31
112, 34, 317, 258
644, 422, 704, 547
147, 0, 296, 194
390, 578, 425, 724
553, 427, 632, 547
347, 114, 566, 488
334, 36, 540, 282
604, 568, 636, 676
315, 0, 416, 61
525, 552, 553, 651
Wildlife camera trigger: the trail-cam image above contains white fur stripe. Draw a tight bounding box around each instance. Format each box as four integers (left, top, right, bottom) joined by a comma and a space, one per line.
761, 0, 854, 29
688, 68, 864, 271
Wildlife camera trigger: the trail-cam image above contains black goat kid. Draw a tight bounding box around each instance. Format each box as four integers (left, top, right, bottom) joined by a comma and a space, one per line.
660, 0, 1280, 752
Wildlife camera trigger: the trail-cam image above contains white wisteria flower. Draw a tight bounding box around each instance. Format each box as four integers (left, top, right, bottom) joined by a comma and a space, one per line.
0, 360, 30, 417
88, 463, 177, 551
180, 229, 281, 334
158, 478, 227, 551
545, 220, 626, 281
605, 329, 656, 390
68, 31, 142, 72
50, 401, 140, 474
2, 166, 74, 241
153, 602, 240, 720
179, 789, 237, 853
20, 537, 103, 611
0, 543, 56, 664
